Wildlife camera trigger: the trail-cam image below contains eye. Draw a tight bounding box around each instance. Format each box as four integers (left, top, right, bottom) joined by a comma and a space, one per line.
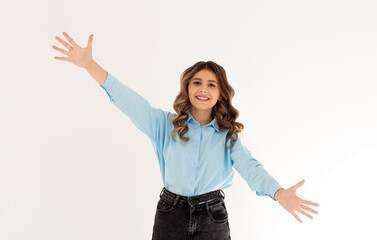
193, 82, 216, 87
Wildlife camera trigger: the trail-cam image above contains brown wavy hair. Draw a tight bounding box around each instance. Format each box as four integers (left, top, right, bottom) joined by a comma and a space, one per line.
170, 60, 244, 149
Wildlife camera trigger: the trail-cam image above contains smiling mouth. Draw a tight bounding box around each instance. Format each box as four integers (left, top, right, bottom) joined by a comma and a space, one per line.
196, 96, 210, 101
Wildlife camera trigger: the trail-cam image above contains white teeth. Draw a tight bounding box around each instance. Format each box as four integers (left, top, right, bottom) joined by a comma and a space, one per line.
196, 96, 209, 100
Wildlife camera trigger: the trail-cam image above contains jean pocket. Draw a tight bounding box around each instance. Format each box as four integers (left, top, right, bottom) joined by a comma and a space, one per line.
156, 196, 176, 213
206, 198, 228, 223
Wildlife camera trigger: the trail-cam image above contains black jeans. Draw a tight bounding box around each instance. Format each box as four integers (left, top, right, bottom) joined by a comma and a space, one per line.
152, 187, 231, 240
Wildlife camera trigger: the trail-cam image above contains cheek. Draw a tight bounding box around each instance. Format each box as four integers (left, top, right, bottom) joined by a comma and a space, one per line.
188, 85, 197, 95
212, 90, 220, 99
188, 87, 195, 100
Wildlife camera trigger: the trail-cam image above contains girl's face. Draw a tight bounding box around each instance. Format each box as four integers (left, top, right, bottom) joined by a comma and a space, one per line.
188, 69, 222, 112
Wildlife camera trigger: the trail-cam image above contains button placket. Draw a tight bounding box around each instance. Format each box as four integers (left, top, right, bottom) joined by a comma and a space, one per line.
191, 128, 201, 193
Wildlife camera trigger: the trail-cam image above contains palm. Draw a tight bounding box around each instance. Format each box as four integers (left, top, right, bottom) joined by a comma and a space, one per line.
52, 32, 93, 69
277, 179, 320, 223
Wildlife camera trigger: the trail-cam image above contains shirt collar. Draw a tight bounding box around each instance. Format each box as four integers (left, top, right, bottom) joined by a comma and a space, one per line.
185, 109, 220, 132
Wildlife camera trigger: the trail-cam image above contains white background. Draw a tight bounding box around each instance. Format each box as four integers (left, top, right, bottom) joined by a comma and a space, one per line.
1, 0, 376, 239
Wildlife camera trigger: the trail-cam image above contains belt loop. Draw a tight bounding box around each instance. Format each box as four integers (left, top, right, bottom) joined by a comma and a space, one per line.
220, 189, 225, 199
173, 195, 180, 207
159, 187, 165, 198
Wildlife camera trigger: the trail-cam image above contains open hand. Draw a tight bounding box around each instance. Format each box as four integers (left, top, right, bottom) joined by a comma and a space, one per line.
275, 179, 320, 223
52, 32, 94, 69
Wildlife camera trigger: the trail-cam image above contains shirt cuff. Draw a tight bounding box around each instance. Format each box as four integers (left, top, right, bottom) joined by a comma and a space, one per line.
271, 185, 284, 201
100, 72, 115, 90
256, 181, 284, 201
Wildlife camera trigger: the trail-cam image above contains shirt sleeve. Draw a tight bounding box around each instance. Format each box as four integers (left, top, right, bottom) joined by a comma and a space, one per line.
229, 132, 284, 201
100, 72, 169, 145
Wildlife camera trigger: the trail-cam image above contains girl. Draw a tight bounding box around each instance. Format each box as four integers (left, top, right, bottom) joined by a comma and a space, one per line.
52, 32, 320, 240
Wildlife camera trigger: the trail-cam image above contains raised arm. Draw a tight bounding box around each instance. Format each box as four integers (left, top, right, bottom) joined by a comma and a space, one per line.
99, 71, 170, 144
85, 58, 107, 86
52, 32, 170, 144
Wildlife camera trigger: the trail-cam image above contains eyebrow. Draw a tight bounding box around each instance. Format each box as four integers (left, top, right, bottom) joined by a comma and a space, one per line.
192, 78, 218, 84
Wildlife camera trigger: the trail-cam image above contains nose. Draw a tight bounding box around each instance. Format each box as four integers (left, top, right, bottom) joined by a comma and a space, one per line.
199, 87, 208, 93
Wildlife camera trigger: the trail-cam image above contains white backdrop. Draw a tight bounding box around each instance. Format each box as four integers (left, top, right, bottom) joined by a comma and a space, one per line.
1, 0, 376, 239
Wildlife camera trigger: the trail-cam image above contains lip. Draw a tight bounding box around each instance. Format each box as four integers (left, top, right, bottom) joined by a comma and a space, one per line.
195, 96, 210, 102
196, 95, 210, 99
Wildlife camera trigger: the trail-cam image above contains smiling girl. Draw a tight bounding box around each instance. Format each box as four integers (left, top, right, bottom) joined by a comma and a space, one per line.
52, 32, 320, 240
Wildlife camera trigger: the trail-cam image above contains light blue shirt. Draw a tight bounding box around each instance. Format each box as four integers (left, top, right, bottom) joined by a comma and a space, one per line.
100, 72, 284, 201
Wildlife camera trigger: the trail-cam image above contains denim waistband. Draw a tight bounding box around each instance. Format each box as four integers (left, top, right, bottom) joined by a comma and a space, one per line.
159, 187, 225, 206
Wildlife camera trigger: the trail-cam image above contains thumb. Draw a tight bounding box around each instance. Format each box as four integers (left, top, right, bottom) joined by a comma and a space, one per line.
294, 179, 305, 190
87, 34, 93, 48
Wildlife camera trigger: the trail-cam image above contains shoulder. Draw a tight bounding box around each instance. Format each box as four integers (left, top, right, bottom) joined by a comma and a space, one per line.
225, 130, 245, 147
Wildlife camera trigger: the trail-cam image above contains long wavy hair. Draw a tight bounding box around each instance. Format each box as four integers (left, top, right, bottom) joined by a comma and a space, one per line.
171, 61, 244, 149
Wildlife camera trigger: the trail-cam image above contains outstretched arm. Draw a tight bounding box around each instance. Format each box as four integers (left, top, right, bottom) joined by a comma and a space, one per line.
85, 58, 107, 85
230, 133, 284, 201
52, 32, 169, 145
274, 179, 320, 223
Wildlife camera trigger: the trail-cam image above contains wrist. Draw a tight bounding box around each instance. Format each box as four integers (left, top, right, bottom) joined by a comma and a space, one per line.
84, 58, 94, 70
274, 188, 284, 201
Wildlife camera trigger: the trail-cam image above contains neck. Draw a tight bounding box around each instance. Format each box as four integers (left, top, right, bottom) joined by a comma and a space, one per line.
189, 107, 213, 126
